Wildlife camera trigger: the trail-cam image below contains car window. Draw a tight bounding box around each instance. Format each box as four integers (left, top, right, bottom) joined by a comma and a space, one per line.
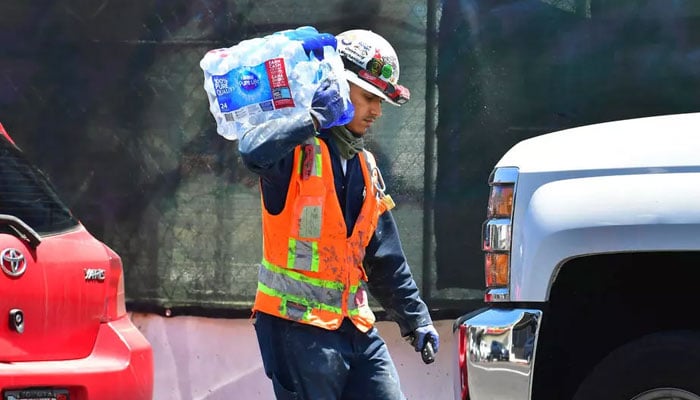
0, 137, 79, 234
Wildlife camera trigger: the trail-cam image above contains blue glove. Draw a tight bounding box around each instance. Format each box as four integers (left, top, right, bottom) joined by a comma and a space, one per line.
309, 76, 348, 130
411, 324, 440, 354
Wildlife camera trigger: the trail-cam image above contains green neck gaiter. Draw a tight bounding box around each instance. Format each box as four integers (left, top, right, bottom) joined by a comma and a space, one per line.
329, 125, 365, 160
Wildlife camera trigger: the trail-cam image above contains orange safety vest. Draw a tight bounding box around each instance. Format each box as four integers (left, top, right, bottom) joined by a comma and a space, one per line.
253, 136, 392, 332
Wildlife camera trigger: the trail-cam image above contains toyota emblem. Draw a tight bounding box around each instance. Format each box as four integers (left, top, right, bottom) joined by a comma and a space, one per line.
1, 248, 27, 277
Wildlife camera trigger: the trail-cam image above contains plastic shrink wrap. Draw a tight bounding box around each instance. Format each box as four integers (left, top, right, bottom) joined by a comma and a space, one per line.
200, 26, 353, 140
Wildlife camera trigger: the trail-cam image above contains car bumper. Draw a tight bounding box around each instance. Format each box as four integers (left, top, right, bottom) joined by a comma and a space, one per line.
0, 314, 153, 400
453, 307, 542, 400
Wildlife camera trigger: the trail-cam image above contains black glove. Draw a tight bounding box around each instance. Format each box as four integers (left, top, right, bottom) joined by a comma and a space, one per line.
309, 76, 346, 130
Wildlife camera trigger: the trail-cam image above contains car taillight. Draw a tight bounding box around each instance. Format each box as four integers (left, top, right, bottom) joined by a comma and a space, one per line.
102, 246, 127, 322
484, 252, 509, 287
482, 167, 518, 299
458, 324, 469, 400
487, 185, 513, 218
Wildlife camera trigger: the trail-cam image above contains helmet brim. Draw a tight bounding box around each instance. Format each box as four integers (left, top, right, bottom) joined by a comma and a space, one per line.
344, 70, 401, 107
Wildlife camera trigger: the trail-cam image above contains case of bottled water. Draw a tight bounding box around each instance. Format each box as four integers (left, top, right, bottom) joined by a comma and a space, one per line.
200, 26, 353, 141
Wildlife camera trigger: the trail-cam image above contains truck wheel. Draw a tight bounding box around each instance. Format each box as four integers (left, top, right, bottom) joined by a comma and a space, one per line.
572, 331, 700, 400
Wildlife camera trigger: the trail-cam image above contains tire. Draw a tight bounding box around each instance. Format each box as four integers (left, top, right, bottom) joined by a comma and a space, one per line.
573, 331, 700, 400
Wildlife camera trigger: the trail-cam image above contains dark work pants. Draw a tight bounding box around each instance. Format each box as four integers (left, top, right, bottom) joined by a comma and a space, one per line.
254, 312, 406, 400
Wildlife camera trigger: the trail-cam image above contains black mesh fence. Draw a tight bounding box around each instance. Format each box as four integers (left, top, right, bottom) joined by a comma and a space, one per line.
1, 1, 699, 317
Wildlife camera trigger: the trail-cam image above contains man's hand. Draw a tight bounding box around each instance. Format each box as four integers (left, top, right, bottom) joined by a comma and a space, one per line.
409, 325, 440, 364
310, 75, 350, 130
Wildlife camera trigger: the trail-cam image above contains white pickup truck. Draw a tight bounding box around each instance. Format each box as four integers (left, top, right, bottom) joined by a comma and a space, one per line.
452, 112, 700, 400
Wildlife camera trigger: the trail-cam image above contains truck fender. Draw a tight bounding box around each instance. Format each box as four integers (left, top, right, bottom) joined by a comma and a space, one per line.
511, 171, 700, 301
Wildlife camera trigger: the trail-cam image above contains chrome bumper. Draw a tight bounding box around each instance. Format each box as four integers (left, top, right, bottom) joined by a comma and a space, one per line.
453, 308, 542, 400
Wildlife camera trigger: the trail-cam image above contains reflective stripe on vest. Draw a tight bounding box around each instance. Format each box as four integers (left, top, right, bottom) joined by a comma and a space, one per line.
287, 237, 319, 272
258, 259, 364, 317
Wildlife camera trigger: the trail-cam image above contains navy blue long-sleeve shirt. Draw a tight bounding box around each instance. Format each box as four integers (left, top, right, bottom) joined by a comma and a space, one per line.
238, 114, 432, 336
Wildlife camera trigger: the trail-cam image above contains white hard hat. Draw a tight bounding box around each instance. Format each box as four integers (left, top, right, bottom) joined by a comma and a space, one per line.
335, 29, 410, 106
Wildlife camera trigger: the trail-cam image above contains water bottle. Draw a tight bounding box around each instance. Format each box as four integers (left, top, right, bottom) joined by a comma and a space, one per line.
200, 26, 352, 141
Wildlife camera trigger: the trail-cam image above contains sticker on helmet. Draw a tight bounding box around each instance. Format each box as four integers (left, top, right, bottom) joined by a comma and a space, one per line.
366, 58, 384, 78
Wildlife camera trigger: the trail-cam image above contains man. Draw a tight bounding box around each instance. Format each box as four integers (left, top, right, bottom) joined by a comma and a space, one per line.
239, 29, 438, 400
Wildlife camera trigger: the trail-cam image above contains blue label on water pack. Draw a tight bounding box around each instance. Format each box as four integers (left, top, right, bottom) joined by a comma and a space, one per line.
211, 58, 294, 120
212, 64, 272, 113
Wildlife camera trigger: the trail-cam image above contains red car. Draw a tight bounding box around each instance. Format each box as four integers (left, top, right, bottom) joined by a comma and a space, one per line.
0, 123, 153, 400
